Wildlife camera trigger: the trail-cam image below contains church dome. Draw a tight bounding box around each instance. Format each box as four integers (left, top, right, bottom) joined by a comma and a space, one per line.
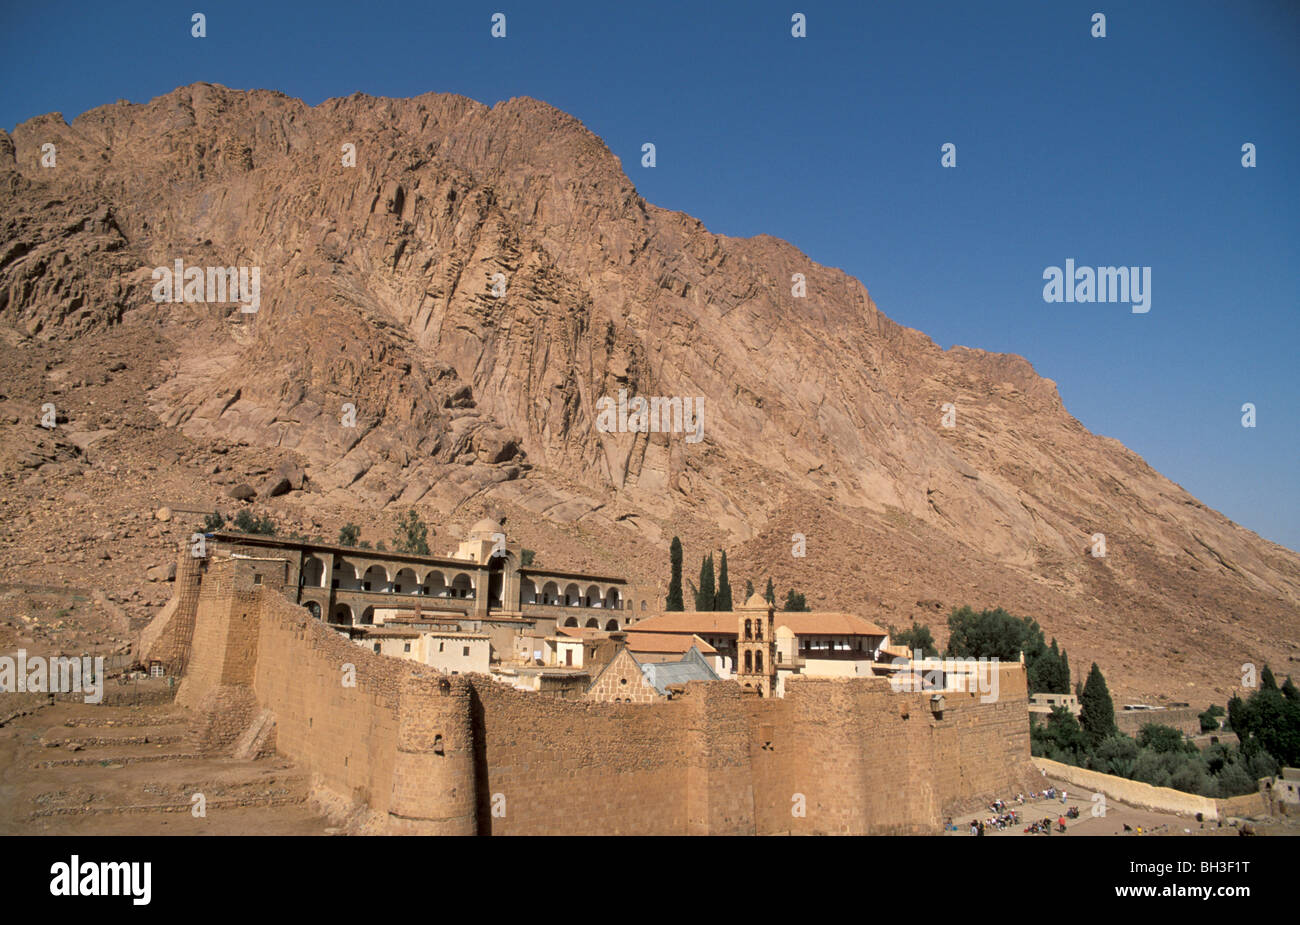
744, 593, 768, 608
469, 518, 500, 539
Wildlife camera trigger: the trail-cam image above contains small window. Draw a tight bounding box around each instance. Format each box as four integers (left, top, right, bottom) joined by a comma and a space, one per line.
253, 573, 263, 585
373, 643, 381, 653
439, 642, 444, 652
403, 643, 411, 652
462, 646, 470, 657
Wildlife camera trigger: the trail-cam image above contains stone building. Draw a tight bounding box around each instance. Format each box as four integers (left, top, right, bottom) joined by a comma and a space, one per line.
158, 520, 650, 672
627, 599, 893, 695
149, 538, 1039, 834
736, 594, 777, 696
349, 620, 491, 676
585, 645, 721, 704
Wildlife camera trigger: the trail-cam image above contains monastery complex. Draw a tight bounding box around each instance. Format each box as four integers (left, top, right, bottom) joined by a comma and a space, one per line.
135, 520, 1039, 834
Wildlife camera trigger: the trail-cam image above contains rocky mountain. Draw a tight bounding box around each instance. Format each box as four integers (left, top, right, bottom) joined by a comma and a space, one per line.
1, 82, 1296, 701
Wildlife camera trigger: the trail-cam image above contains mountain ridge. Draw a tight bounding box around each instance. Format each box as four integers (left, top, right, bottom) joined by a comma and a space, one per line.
0, 82, 1295, 701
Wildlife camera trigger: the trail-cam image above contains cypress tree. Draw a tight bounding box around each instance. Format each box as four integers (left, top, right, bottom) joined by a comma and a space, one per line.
695, 554, 716, 611
744, 579, 755, 600
1261, 665, 1278, 691
716, 551, 733, 611
666, 537, 684, 611
764, 578, 776, 605
1080, 663, 1118, 746
1282, 676, 1299, 702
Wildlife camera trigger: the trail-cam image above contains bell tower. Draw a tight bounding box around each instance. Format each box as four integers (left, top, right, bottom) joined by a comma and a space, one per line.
736, 593, 776, 696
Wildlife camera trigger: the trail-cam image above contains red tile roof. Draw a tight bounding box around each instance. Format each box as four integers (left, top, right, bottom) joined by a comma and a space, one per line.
624, 632, 718, 655
631, 611, 888, 638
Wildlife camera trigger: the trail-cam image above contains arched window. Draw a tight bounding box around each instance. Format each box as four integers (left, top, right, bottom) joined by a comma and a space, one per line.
604, 618, 619, 631
542, 581, 559, 605
755, 622, 763, 640
585, 618, 599, 629
304, 601, 322, 620
744, 619, 752, 640
564, 583, 581, 606
422, 570, 447, 597
394, 568, 418, 594
564, 616, 579, 628
755, 651, 763, 672
744, 651, 753, 673
362, 565, 388, 592
301, 556, 325, 588
335, 561, 362, 591
330, 604, 354, 626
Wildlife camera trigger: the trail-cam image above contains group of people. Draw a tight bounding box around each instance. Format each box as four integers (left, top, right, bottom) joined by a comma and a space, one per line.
968, 809, 1020, 834
1023, 816, 1067, 835
959, 788, 1080, 835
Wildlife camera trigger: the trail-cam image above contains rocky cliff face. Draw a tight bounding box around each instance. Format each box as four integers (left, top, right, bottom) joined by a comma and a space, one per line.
1, 83, 1296, 700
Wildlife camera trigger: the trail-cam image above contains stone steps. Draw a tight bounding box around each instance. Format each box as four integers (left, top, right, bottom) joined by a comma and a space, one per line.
32, 741, 197, 768
25, 763, 312, 819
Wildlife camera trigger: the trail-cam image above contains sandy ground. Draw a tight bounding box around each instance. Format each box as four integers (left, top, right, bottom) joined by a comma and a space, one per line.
0, 699, 334, 835
947, 781, 1296, 837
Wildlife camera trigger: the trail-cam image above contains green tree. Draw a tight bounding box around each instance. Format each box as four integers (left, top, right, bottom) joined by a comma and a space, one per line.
1212, 761, 1256, 798
1087, 734, 1139, 777
891, 621, 938, 658
1030, 707, 1088, 763
520, 548, 535, 567
695, 554, 716, 612
716, 551, 733, 611
232, 509, 275, 535
1137, 723, 1193, 754
1251, 687, 1300, 767
744, 579, 755, 600
338, 523, 361, 547
1261, 664, 1278, 691
1028, 639, 1069, 695
1226, 694, 1248, 735
391, 508, 430, 555
1283, 676, 1300, 702
946, 606, 1042, 661
782, 589, 810, 612
1079, 663, 1118, 747
665, 537, 686, 610
946, 605, 1065, 693
1199, 708, 1222, 733
203, 511, 226, 532
763, 578, 775, 605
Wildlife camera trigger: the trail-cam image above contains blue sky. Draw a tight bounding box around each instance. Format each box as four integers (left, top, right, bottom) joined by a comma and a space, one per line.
2, 1, 1297, 550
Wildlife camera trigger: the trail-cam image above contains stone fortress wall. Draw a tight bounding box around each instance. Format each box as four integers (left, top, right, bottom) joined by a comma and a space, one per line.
168, 553, 1037, 835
